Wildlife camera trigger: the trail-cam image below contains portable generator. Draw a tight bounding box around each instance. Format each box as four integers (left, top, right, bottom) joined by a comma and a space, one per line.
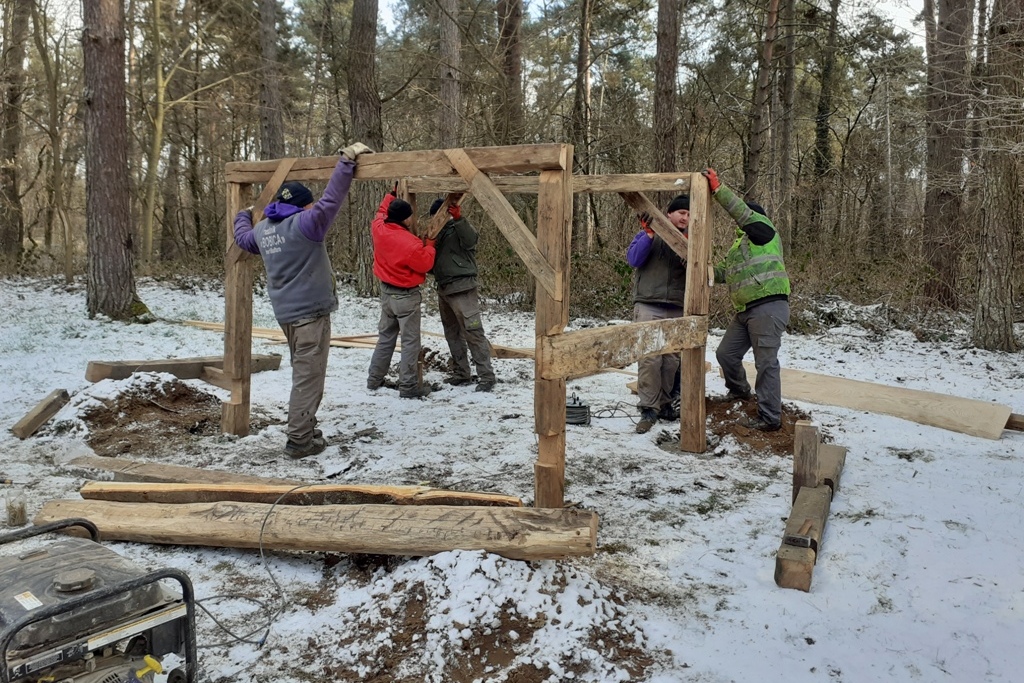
0, 519, 197, 683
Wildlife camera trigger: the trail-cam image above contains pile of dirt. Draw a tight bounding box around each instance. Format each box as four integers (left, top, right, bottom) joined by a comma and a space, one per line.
79, 377, 278, 457
706, 396, 811, 455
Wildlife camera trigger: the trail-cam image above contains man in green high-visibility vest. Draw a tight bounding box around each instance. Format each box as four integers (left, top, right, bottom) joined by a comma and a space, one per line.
703, 168, 791, 432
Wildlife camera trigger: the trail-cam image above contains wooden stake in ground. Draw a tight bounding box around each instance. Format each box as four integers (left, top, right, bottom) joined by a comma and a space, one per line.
35, 499, 598, 561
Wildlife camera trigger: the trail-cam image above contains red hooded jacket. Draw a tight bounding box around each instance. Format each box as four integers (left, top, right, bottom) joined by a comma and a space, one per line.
371, 194, 436, 288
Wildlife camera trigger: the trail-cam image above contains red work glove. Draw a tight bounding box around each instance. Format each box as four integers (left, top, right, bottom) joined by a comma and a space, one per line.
425, 237, 436, 248
448, 204, 461, 220
638, 213, 654, 237
702, 168, 720, 193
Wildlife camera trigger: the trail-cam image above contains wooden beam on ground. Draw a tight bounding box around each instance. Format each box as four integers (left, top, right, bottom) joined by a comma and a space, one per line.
740, 362, 1012, 440
405, 172, 694, 195
1006, 413, 1024, 432
444, 149, 560, 301
79, 482, 523, 507
66, 455, 302, 486
11, 389, 70, 439
775, 485, 832, 592
680, 172, 712, 453
224, 145, 570, 184
819, 443, 847, 498
34, 499, 598, 561
538, 316, 707, 380
792, 420, 820, 504
618, 191, 689, 261
85, 354, 282, 382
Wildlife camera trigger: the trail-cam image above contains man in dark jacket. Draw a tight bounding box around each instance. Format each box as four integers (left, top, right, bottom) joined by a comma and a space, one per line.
703, 168, 791, 432
429, 198, 496, 392
233, 142, 373, 458
626, 195, 689, 433
367, 191, 437, 398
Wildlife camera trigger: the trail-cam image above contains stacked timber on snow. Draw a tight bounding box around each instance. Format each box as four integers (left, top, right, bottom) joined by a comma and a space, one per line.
775, 421, 848, 592
43, 457, 598, 561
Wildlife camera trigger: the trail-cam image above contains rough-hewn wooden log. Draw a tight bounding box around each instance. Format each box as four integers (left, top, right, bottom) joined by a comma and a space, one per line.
224, 145, 570, 184
680, 172, 712, 453
66, 455, 302, 486
444, 148, 560, 300
35, 499, 598, 561
774, 485, 832, 592
85, 354, 282, 382
11, 389, 70, 439
538, 316, 706, 380
405, 172, 694, 195
819, 443, 847, 498
740, 362, 1012, 440
793, 420, 820, 504
1006, 413, 1024, 432
619, 191, 688, 260
222, 180, 252, 436
79, 481, 523, 507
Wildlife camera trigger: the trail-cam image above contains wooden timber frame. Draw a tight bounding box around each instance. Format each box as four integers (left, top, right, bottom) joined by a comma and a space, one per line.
221, 144, 713, 508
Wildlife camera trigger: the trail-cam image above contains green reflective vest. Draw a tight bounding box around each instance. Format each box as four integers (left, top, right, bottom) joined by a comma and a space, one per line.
723, 229, 790, 312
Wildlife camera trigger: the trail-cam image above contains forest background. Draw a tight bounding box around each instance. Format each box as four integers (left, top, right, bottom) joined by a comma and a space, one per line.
0, 0, 1019, 350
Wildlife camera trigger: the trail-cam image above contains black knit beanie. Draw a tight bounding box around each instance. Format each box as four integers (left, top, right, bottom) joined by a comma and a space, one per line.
276, 181, 314, 208
745, 201, 769, 218
667, 195, 690, 213
386, 199, 413, 223
429, 198, 445, 216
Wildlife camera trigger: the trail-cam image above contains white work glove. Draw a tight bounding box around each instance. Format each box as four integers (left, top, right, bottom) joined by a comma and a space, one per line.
340, 142, 375, 161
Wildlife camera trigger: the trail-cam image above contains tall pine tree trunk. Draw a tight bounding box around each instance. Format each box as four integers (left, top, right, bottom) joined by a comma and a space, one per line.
743, 0, 780, 198
923, 0, 975, 308
653, 0, 679, 185
82, 0, 141, 319
438, 0, 461, 148
0, 0, 31, 264
809, 0, 841, 245
496, 0, 524, 144
570, 0, 593, 249
348, 0, 384, 296
259, 0, 286, 159
972, 0, 1020, 350
777, 0, 797, 254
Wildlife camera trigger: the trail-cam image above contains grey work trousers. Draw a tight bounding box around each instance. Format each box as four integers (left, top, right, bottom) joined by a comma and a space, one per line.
367, 286, 423, 392
716, 298, 790, 425
634, 301, 684, 411
439, 288, 495, 383
280, 314, 332, 446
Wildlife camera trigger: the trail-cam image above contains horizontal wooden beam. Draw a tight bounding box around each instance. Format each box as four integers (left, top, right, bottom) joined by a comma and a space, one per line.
79, 481, 523, 507
35, 499, 598, 561
775, 485, 833, 592
224, 145, 569, 184
406, 172, 695, 195
11, 389, 69, 439
85, 353, 282, 382
67, 455, 303, 485
739, 362, 1012, 440
539, 316, 707, 380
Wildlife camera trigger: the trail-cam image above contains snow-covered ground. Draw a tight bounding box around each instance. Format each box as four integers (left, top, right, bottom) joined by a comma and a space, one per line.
1, 277, 1022, 682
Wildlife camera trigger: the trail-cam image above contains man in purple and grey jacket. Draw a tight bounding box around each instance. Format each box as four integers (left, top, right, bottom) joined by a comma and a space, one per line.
626, 194, 689, 434
233, 142, 373, 458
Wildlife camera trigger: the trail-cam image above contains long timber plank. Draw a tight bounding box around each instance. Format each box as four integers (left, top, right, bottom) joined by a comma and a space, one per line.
86, 354, 282, 382
740, 363, 1011, 440
67, 455, 302, 485
79, 481, 523, 507
35, 499, 598, 561
406, 172, 695, 195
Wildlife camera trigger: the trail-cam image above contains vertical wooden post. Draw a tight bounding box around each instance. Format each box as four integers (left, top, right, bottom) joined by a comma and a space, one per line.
222, 181, 253, 435
534, 146, 572, 508
680, 172, 712, 452
793, 420, 820, 503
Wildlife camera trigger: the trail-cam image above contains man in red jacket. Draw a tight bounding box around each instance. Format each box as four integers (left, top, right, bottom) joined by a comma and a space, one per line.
367, 190, 437, 398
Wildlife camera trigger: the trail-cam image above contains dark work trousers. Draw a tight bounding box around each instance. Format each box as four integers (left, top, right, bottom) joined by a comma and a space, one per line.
716, 298, 790, 425
634, 301, 684, 412
280, 314, 332, 447
438, 288, 495, 384
367, 286, 423, 392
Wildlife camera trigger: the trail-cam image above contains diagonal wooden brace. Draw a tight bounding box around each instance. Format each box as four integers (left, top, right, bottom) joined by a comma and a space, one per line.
225, 157, 298, 267
426, 192, 466, 240
444, 149, 560, 300
619, 191, 689, 261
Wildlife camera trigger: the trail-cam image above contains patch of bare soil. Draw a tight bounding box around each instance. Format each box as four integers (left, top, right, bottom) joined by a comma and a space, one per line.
657, 397, 812, 457
80, 377, 279, 457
